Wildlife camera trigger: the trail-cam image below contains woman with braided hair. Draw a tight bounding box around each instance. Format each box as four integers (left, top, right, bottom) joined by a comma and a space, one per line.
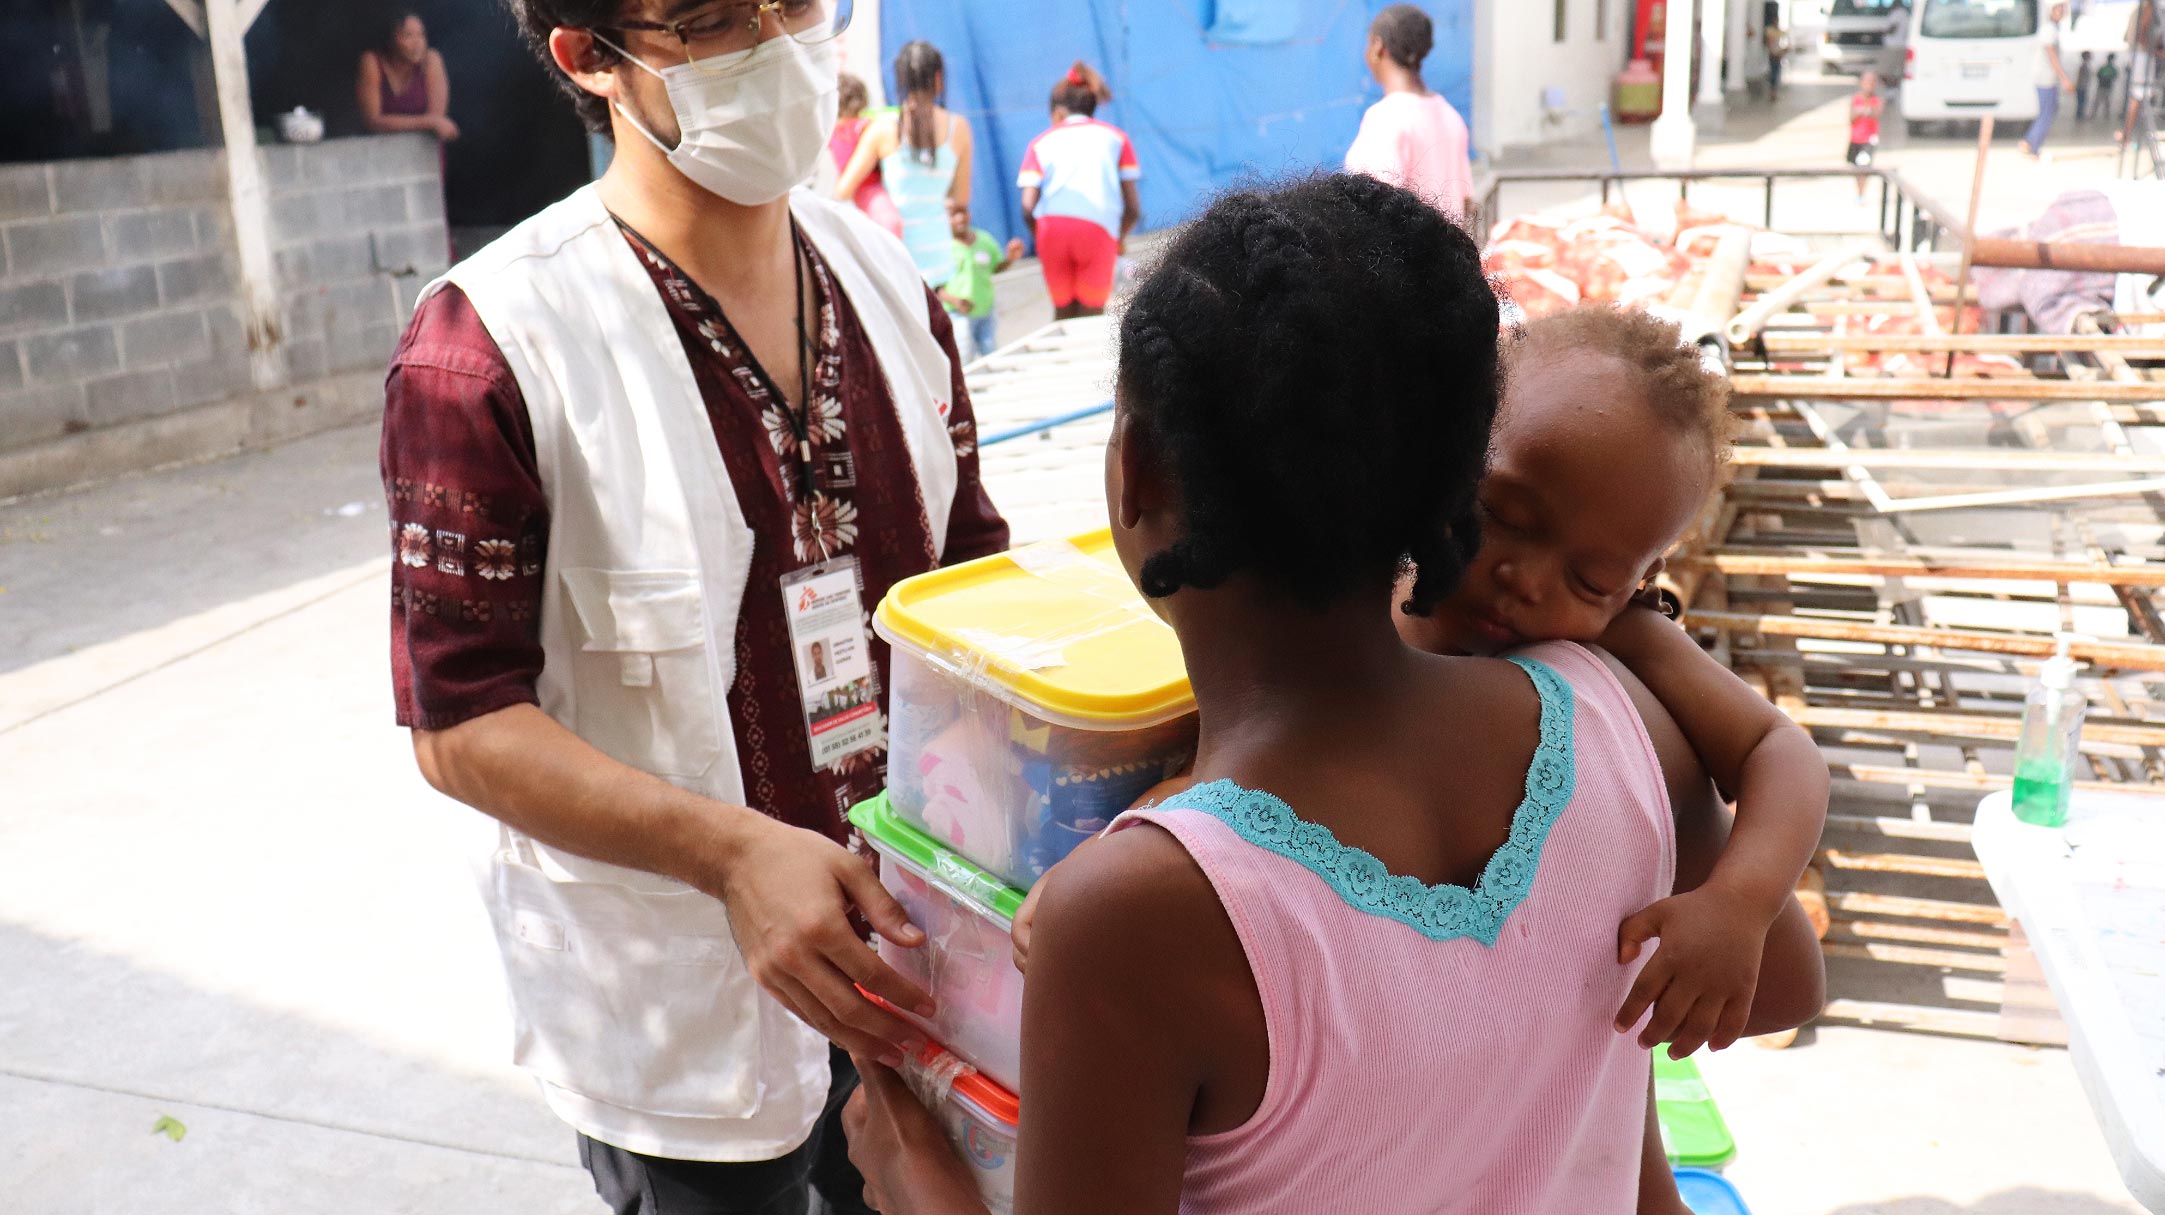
838, 174, 1820, 1215
835, 40, 974, 287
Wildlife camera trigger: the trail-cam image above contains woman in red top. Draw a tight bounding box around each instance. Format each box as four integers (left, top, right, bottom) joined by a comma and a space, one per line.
357, 11, 457, 145
1845, 70, 1884, 199
830, 73, 903, 238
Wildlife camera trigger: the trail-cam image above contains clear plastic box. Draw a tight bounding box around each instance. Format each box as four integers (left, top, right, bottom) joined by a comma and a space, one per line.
850, 794, 1027, 1092
877, 532, 1197, 889
879, 1021, 1022, 1215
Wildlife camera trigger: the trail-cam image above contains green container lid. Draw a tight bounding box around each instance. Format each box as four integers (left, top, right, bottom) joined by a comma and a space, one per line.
849, 793, 1027, 922
1654, 1051, 1738, 1170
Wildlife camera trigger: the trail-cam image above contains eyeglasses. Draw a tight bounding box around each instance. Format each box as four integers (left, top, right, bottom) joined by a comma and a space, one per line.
611, 0, 853, 72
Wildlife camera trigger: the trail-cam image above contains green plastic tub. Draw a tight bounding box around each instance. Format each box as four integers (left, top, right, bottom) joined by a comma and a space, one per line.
1655, 1051, 1738, 1170
850, 794, 1028, 1091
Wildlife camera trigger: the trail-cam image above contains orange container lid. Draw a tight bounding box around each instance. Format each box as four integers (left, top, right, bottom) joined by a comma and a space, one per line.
861, 988, 1021, 1125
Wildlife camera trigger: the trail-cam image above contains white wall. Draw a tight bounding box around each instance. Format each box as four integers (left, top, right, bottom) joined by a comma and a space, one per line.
1476, 0, 1633, 152
840, 0, 886, 106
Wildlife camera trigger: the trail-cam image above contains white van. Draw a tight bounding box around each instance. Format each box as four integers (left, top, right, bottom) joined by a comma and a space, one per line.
1901, 0, 2047, 131
1822, 0, 1913, 75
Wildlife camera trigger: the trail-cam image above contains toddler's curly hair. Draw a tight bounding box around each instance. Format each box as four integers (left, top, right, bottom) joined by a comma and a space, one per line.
1514, 306, 1733, 478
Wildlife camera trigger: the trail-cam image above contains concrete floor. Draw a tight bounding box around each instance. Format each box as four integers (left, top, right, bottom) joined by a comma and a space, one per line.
3, 70, 2156, 1213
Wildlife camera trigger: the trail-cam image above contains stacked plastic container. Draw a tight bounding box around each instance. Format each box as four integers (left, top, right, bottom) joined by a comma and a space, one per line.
846, 531, 1198, 1212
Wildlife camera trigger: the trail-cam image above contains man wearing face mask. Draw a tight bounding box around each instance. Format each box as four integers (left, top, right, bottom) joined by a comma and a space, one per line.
376, 1, 1009, 1210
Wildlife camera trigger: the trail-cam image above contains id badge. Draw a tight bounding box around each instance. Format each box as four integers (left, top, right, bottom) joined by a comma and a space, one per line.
782, 557, 881, 769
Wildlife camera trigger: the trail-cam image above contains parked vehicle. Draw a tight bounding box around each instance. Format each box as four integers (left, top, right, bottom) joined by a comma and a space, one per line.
2063, 0, 2141, 55
1822, 0, 1912, 75
1901, 0, 2044, 132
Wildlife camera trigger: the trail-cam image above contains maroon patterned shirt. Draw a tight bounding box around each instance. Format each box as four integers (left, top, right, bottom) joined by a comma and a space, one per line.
381, 225, 1009, 842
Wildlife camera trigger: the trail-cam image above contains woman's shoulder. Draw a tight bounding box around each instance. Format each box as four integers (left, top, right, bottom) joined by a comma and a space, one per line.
1044, 815, 1219, 926
359, 48, 381, 70
1031, 814, 1238, 993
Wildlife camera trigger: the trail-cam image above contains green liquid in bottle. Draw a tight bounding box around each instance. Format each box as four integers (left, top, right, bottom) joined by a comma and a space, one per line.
2011, 756, 2069, 827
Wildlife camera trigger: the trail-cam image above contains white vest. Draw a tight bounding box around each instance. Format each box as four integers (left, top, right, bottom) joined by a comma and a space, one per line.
426, 184, 960, 1161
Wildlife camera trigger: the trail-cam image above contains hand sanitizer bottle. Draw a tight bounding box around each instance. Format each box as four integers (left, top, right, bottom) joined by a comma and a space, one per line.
2010, 633, 2088, 828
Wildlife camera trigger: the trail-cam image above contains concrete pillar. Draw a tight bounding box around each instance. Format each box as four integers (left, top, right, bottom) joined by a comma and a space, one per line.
1697, 0, 1728, 128
1650, 0, 1699, 166
1726, 0, 1752, 94
1473, 0, 1500, 154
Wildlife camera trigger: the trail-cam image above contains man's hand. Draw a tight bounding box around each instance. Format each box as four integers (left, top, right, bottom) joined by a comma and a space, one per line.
843, 1056, 989, 1215
713, 815, 937, 1066
937, 290, 972, 316
1613, 882, 1778, 1058
1003, 237, 1025, 264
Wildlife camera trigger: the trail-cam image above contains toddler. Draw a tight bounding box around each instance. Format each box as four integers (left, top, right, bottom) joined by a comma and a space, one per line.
1847, 71, 1884, 199
1399, 305, 1829, 1060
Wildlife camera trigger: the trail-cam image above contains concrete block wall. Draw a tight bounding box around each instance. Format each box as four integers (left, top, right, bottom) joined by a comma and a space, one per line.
0, 149, 244, 450
0, 134, 447, 472
263, 135, 449, 386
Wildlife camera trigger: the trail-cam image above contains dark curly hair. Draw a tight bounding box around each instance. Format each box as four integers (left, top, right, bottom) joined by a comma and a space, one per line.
1117, 173, 1500, 615
1371, 4, 1435, 72
503, 0, 624, 135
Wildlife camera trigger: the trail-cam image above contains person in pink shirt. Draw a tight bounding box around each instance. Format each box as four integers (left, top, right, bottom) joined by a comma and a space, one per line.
839, 175, 1823, 1215
1346, 4, 1477, 221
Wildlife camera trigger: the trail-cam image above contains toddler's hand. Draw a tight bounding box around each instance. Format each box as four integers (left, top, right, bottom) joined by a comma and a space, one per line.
1010, 877, 1045, 972
1613, 884, 1772, 1058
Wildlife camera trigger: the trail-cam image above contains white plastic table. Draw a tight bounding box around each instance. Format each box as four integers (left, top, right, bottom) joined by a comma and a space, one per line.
1973, 789, 2165, 1213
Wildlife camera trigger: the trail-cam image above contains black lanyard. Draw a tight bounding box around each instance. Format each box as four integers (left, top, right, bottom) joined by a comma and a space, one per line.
613, 213, 823, 498
785, 220, 818, 495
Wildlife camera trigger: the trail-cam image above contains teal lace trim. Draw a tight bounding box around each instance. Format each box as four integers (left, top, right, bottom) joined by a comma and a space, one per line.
1157, 657, 1576, 946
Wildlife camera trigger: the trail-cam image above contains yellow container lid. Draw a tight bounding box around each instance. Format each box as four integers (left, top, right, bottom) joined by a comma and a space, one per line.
874, 530, 1195, 730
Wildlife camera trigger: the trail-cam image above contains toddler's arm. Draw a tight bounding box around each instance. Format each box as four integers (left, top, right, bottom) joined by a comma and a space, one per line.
1601, 604, 1830, 1054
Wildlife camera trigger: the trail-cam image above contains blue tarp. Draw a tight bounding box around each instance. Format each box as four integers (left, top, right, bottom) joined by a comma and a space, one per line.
878, 0, 1473, 247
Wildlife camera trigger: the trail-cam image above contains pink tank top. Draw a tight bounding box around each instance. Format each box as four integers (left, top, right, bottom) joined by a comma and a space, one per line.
1108, 641, 1674, 1215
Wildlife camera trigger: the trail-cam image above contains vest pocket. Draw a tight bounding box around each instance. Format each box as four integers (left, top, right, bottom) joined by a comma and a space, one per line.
561, 568, 721, 781
487, 843, 769, 1119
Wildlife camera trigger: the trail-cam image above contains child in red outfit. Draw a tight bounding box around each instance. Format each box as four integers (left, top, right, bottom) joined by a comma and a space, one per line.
1847, 71, 1885, 199
1017, 63, 1141, 319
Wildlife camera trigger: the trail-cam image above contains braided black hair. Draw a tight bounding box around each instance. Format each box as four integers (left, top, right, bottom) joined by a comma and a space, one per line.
1117, 173, 1500, 615
1372, 4, 1435, 72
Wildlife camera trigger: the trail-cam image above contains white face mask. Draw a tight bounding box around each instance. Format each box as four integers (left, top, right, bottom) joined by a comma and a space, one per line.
601, 32, 839, 205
